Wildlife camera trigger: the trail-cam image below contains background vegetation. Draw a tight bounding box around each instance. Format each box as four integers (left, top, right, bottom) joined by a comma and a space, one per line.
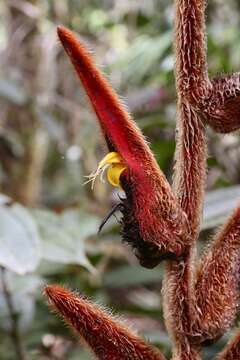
0, 0, 240, 359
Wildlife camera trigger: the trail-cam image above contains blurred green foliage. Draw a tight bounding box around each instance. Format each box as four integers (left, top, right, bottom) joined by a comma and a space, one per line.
0, 0, 240, 359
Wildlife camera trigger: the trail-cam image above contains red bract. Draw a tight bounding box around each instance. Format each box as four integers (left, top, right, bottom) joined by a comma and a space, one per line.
45, 0, 240, 359
57, 26, 189, 268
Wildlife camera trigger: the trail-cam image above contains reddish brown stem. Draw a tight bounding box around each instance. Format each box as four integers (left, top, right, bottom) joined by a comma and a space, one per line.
174, 0, 210, 101
171, 343, 201, 360
163, 0, 208, 357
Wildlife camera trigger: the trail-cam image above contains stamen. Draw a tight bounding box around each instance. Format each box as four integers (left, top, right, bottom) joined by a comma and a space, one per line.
84, 152, 126, 189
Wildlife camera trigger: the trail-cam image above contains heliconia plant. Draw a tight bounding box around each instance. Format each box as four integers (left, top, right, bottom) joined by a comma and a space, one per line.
44, 1, 240, 359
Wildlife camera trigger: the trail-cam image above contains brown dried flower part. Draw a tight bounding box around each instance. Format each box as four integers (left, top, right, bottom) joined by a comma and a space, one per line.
215, 331, 240, 360
44, 285, 165, 360
199, 73, 240, 133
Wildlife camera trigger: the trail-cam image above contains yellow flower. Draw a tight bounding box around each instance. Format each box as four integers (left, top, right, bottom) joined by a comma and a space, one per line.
85, 152, 126, 188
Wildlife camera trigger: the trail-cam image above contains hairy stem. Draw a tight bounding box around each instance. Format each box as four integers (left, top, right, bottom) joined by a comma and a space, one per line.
171, 343, 201, 360
163, 0, 208, 357
174, 0, 210, 100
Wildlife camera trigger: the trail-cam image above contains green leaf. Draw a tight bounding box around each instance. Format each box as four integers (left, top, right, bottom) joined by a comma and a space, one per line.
202, 186, 240, 230
0, 79, 27, 105
33, 209, 99, 272
0, 204, 41, 274
69, 348, 94, 360
104, 264, 163, 288
0, 271, 43, 331
112, 32, 172, 83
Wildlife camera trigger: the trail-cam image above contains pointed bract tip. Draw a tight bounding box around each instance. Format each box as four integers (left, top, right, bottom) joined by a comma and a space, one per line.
44, 284, 72, 303
57, 26, 73, 45
44, 284, 59, 297
57, 25, 67, 37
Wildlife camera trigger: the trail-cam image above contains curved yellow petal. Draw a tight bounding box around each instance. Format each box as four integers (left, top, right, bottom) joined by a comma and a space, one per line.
98, 152, 123, 169
107, 164, 126, 187
85, 152, 126, 189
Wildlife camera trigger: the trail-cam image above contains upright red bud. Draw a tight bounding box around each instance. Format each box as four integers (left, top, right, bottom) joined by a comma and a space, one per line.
44, 285, 165, 360
195, 207, 240, 342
